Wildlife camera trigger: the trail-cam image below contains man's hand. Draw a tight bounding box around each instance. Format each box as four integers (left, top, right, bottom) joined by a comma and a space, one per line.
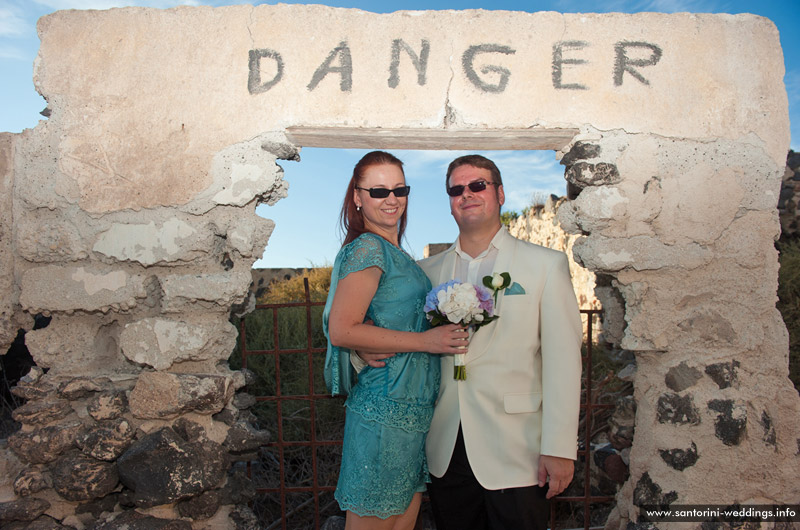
357, 351, 396, 368
537, 455, 574, 499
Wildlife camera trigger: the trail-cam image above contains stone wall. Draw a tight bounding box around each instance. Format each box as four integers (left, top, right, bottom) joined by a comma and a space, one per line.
0, 5, 798, 529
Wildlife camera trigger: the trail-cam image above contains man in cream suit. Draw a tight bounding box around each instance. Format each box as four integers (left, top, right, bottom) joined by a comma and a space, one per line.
419, 155, 583, 530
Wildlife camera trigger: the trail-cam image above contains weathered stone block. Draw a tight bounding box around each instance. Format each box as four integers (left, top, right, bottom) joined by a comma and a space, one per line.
176, 489, 222, 520
15, 208, 89, 264
560, 142, 602, 166
224, 420, 271, 457
11, 399, 73, 426
129, 372, 234, 419
707, 399, 747, 446
633, 472, 677, 508
573, 235, 711, 272
658, 442, 698, 471
13, 467, 51, 497
160, 270, 252, 312
7, 420, 84, 464
92, 510, 193, 529
120, 316, 237, 370
116, 428, 226, 507
705, 360, 740, 390
0, 498, 50, 523
92, 217, 215, 266
665, 362, 702, 392
51, 451, 119, 502
656, 393, 701, 425
761, 410, 777, 447
566, 161, 621, 187
87, 390, 128, 421
76, 418, 136, 461
58, 376, 109, 400
25, 317, 132, 374
20, 265, 148, 313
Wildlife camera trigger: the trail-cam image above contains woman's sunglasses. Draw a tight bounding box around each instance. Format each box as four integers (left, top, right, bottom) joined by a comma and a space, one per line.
446, 180, 497, 197
356, 185, 411, 198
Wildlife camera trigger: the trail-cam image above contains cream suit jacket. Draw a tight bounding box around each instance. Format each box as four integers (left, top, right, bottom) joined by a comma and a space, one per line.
418, 229, 583, 490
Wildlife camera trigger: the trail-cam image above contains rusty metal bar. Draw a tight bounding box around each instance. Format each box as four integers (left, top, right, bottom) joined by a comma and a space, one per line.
242, 289, 614, 528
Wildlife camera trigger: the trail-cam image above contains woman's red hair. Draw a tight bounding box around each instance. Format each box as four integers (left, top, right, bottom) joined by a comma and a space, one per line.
339, 151, 408, 246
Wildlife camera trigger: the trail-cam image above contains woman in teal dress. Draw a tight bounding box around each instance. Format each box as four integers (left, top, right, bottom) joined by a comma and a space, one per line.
323, 151, 467, 530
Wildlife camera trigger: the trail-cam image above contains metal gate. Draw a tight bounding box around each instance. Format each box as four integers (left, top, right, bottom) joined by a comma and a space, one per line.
236, 277, 617, 529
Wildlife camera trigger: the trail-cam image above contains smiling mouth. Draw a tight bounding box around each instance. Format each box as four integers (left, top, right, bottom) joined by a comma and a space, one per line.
382, 208, 399, 214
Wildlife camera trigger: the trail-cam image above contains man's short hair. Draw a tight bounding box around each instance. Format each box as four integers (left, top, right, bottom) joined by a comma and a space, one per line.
446, 155, 504, 189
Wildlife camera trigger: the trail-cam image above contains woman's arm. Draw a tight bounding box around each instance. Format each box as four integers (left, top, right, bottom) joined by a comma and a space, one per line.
327, 266, 467, 355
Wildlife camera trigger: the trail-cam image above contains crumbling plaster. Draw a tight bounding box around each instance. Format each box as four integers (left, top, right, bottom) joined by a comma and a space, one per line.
1, 5, 798, 529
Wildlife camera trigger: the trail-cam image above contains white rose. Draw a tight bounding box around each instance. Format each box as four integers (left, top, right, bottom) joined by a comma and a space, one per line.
491, 273, 504, 289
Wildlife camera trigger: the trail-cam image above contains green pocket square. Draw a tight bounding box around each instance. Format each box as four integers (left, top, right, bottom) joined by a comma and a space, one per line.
505, 282, 525, 295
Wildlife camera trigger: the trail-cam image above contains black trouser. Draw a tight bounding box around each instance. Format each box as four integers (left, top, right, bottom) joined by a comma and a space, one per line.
427, 426, 550, 530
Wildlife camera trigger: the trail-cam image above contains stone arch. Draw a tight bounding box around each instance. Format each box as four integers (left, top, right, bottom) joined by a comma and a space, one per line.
1, 5, 798, 528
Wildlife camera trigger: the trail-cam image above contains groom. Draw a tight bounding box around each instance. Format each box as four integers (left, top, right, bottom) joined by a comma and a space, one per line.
422, 155, 582, 530
362, 154, 582, 529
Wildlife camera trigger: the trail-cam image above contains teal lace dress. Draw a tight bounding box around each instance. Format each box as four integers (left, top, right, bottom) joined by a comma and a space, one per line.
323, 233, 441, 519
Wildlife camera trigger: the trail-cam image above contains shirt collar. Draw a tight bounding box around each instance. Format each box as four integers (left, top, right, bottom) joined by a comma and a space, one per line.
454, 225, 508, 260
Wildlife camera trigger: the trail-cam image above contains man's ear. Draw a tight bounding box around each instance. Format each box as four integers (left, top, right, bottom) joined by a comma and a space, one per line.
497, 184, 505, 207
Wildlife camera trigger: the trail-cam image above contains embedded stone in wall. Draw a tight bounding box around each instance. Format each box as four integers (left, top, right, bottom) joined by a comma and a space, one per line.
160, 270, 252, 312
75, 418, 135, 461
705, 360, 740, 389
15, 208, 89, 263
656, 393, 701, 425
572, 235, 712, 272
51, 451, 119, 502
761, 411, 777, 447
11, 399, 72, 426
92, 510, 193, 530
129, 372, 235, 419
707, 399, 747, 446
7, 420, 84, 464
20, 265, 148, 313
24, 317, 132, 374
92, 218, 210, 266
0, 498, 50, 524
658, 442, 698, 471
633, 472, 677, 507
87, 391, 128, 421
120, 316, 238, 370
664, 362, 702, 392
116, 427, 226, 507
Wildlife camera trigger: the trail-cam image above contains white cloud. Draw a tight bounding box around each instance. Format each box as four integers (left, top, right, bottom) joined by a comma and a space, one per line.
0, 6, 27, 37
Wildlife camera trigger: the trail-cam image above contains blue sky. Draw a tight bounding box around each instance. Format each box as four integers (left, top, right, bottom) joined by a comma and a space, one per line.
2, 0, 798, 268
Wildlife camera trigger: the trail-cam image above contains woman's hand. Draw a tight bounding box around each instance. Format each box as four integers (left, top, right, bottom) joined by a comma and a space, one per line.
421, 324, 470, 354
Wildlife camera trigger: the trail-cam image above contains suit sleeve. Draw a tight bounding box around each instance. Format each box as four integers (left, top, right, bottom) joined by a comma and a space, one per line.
539, 253, 583, 460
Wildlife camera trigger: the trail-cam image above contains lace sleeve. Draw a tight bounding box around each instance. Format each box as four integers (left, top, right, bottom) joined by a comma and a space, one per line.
338, 234, 387, 279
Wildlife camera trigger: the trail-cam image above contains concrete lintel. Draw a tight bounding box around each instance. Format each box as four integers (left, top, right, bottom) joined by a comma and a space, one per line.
284, 127, 579, 151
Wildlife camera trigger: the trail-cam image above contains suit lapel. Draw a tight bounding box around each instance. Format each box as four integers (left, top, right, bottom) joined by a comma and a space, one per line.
464, 235, 517, 364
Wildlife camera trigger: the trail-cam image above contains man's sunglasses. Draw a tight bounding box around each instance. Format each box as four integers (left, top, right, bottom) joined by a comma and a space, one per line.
446, 180, 498, 197
355, 185, 411, 198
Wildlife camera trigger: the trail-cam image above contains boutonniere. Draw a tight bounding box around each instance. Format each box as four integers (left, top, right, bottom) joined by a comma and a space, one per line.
483, 272, 512, 304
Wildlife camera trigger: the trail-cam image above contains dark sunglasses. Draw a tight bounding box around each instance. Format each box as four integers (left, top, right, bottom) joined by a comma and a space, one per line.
355, 185, 411, 198
446, 180, 497, 197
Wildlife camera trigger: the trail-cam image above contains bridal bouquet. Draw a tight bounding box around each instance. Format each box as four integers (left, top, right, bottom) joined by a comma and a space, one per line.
424, 280, 498, 380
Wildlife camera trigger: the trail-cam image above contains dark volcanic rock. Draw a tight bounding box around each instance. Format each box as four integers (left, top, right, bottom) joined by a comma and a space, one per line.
51, 451, 119, 502
116, 427, 226, 507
